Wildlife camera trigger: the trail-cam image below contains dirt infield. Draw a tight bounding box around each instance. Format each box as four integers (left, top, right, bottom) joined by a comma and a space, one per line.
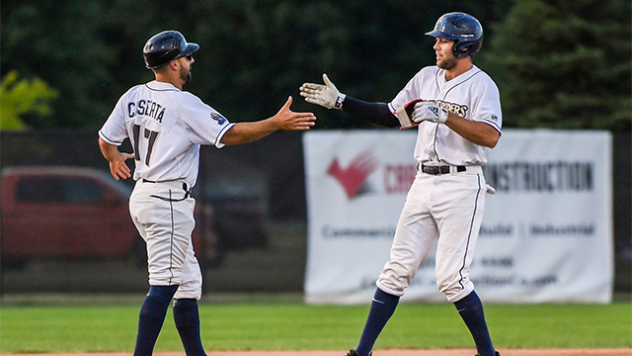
200, 350, 632, 356
6, 350, 632, 356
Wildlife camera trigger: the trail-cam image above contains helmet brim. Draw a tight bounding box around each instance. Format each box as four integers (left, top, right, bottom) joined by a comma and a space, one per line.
424, 30, 457, 40
147, 43, 200, 69
176, 43, 200, 59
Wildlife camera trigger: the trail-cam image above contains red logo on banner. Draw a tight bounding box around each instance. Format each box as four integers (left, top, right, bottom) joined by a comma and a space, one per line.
328, 151, 378, 199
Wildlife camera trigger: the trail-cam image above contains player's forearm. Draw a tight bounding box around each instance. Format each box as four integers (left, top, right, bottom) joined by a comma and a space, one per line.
220, 121, 277, 146
342, 97, 400, 128
445, 114, 500, 148
99, 137, 121, 161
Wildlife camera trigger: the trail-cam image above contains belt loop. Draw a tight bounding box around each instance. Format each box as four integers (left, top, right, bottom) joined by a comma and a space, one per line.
182, 182, 190, 199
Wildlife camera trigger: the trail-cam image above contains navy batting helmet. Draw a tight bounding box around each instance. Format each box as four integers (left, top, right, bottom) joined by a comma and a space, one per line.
143, 30, 199, 69
425, 13, 483, 58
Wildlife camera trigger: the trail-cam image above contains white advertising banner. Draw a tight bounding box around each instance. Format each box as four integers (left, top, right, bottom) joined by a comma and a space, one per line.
303, 129, 613, 304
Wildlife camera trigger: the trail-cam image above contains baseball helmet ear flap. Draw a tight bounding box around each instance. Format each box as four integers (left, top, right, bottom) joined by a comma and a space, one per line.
143, 30, 199, 69
425, 12, 483, 58
453, 37, 483, 59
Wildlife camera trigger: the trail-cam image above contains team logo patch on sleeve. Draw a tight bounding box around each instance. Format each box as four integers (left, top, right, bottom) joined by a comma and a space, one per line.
210, 112, 227, 125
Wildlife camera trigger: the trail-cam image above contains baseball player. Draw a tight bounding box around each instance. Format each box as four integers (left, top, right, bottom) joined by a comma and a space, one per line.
300, 13, 501, 356
98, 30, 315, 356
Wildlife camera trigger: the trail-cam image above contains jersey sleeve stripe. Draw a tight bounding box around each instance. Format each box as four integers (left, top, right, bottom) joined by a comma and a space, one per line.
480, 119, 502, 134
214, 123, 235, 148
98, 130, 123, 145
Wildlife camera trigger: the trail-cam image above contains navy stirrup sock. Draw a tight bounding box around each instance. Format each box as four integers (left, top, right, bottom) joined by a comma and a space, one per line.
174, 299, 206, 356
454, 291, 495, 356
133, 285, 179, 356
356, 288, 400, 356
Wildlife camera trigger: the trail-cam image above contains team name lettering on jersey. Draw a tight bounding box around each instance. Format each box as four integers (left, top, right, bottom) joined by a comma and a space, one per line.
430, 100, 468, 118
128, 99, 166, 123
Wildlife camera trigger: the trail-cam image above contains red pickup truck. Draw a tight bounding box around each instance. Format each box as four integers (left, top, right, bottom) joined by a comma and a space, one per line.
1, 166, 218, 269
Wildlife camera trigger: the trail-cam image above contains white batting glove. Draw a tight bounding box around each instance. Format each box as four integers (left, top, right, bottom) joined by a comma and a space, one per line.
300, 74, 346, 110
394, 100, 449, 129
411, 101, 449, 124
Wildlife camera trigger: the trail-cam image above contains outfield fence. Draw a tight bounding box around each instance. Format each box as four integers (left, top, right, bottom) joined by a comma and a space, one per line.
0, 130, 629, 296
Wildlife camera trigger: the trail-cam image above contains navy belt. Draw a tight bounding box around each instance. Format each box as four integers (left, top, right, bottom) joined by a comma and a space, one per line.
142, 178, 189, 197
419, 164, 466, 175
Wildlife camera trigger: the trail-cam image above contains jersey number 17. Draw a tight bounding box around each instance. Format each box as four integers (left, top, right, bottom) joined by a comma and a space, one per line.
132, 124, 159, 166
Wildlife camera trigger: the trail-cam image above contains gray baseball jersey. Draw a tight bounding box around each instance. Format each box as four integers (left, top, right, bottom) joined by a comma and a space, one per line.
99, 80, 234, 188
99, 80, 234, 299
388, 65, 502, 166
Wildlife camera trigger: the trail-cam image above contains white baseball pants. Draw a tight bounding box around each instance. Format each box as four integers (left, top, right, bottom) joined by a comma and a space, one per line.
376, 166, 486, 303
129, 179, 203, 300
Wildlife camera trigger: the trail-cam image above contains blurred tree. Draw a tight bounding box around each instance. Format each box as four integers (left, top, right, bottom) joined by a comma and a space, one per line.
166, 1, 511, 129
0, 71, 58, 131
480, 0, 631, 130
1, 0, 511, 130
1, 0, 114, 129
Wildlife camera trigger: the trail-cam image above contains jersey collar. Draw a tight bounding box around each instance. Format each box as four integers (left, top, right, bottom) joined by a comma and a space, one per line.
146, 80, 181, 92
439, 65, 480, 88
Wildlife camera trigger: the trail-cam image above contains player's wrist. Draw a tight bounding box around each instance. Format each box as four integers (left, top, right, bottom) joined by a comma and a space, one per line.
333, 93, 346, 110
437, 106, 448, 124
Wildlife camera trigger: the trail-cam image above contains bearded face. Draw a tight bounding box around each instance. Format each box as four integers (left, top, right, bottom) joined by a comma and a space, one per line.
433, 38, 459, 70
180, 65, 192, 85
437, 54, 458, 70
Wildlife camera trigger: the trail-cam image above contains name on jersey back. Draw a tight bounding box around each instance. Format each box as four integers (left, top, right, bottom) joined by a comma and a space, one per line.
128, 99, 165, 123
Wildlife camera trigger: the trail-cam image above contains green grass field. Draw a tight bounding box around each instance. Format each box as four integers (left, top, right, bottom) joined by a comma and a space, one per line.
1, 295, 630, 353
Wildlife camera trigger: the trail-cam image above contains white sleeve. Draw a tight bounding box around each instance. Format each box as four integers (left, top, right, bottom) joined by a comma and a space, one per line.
98, 95, 129, 146
471, 76, 503, 133
387, 67, 434, 113
176, 93, 235, 148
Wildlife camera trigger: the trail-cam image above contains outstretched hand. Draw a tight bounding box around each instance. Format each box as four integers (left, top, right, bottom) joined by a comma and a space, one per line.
273, 96, 317, 131
300, 74, 345, 110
